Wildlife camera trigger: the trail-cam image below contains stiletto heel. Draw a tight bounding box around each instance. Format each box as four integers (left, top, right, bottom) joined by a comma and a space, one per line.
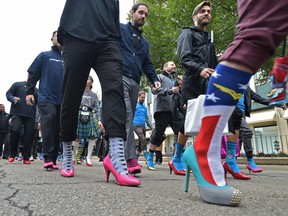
184, 166, 191, 193
103, 156, 140, 186
223, 162, 251, 180
168, 161, 186, 175
104, 166, 111, 183
183, 145, 242, 206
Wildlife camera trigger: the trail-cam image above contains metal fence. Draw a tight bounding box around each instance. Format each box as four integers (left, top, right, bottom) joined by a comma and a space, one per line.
253, 135, 287, 156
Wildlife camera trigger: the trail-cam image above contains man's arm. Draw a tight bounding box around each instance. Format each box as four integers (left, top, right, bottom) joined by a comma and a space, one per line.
145, 114, 154, 129
26, 74, 39, 106
177, 29, 205, 76
250, 89, 270, 105
6, 83, 20, 104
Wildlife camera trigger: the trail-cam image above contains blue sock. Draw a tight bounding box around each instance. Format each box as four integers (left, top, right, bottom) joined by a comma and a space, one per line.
225, 141, 240, 173
148, 150, 154, 161
172, 143, 184, 162
143, 151, 149, 160
247, 158, 259, 169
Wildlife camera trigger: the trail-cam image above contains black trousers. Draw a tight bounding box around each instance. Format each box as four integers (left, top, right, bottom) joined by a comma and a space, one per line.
60, 35, 126, 142
134, 125, 147, 152
150, 111, 178, 147
155, 150, 163, 163
9, 116, 35, 160
38, 102, 60, 162
0, 132, 10, 158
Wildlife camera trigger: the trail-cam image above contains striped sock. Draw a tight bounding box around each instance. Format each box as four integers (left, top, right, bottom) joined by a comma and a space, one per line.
109, 137, 128, 175
62, 142, 73, 170
194, 64, 252, 186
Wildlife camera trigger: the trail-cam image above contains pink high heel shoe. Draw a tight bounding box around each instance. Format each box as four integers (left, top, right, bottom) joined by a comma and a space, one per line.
43, 161, 53, 170
103, 156, 141, 186
53, 163, 59, 170
61, 168, 74, 177
246, 165, 263, 173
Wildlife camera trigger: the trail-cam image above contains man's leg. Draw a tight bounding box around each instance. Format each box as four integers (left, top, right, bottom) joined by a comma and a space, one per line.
240, 116, 262, 172
61, 36, 92, 177
122, 77, 141, 174
183, 0, 288, 206
148, 112, 171, 170
9, 116, 22, 161
22, 117, 36, 163
38, 103, 58, 167
94, 42, 140, 186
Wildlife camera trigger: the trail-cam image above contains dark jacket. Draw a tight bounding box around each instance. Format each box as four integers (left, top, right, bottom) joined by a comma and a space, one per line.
58, 0, 121, 45
177, 26, 217, 100
152, 72, 176, 115
6, 81, 37, 119
0, 111, 10, 133
244, 86, 270, 117
120, 22, 159, 85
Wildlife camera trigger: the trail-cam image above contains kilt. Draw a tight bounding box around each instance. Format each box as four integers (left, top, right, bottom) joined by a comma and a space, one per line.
76, 111, 98, 139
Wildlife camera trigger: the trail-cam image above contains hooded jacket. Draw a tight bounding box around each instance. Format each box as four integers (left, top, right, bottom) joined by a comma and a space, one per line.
177, 26, 217, 100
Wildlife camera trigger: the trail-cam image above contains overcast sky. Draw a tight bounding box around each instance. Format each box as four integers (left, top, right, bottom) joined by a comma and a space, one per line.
0, 0, 133, 112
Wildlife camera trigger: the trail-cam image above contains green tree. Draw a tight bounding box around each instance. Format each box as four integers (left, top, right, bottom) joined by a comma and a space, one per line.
137, 0, 286, 87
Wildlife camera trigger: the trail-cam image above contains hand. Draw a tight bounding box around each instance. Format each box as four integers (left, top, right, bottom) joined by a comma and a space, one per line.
200, 68, 214, 79
98, 121, 104, 131
26, 95, 35, 106
182, 104, 187, 110
13, 97, 20, 104
152, 81, 161, 91
171, 86, 179, 94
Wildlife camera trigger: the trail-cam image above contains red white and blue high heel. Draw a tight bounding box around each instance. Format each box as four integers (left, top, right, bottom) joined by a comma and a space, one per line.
103, 156, 141, 186
183, 145, 242, 206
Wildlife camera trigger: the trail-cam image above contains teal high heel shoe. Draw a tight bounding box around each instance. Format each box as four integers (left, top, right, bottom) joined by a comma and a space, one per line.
183, 145, 242, 206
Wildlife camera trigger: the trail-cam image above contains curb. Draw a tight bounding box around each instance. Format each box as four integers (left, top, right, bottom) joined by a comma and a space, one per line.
138, 156, 288, 165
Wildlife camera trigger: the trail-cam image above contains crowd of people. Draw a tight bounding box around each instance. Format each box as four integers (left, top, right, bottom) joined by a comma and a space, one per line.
1, 0, 288, 207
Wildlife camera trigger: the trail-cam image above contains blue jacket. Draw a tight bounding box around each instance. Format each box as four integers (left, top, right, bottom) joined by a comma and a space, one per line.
27, 46, 63, 105
120, 22, 159, 84
133, 102, 153, 128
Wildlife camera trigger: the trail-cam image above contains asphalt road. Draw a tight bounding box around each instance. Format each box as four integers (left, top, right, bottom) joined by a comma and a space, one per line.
0, 158, 287, 216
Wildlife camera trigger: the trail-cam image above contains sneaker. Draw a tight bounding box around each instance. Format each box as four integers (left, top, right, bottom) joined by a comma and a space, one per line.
17, 152, 23, 161
57, 154, 62, 162
39, 153, 44, 160
29, 156, 34, 161
127, 158, 142, 174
